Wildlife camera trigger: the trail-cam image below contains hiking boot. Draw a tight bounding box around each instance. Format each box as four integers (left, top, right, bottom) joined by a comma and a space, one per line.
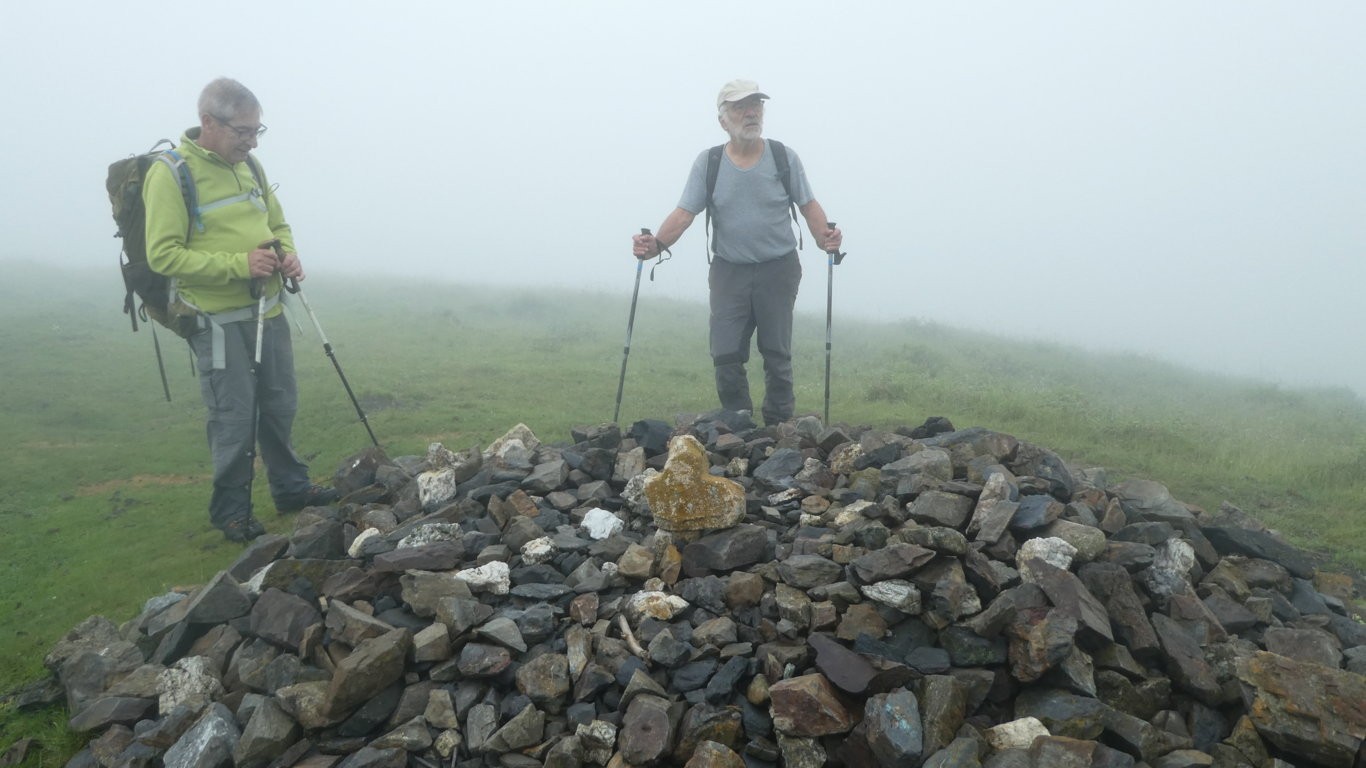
221, 516, 266, 543
275, 484, 340, 513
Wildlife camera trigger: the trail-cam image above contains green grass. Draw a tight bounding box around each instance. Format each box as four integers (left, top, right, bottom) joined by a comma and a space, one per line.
1, 261, 1363, 764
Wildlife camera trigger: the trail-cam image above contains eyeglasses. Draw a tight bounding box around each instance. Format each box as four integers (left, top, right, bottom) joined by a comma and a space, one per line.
213, 115, 268, 139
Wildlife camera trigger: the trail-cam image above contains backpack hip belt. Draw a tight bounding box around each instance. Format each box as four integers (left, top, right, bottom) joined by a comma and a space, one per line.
189, 291, 282, 370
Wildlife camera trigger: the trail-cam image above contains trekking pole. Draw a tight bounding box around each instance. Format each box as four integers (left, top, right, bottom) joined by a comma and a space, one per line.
268, 241, 380, 447
149, 322, 172, 401
614, 226, 672, 423
243, 261, 269, 519
613, 229, 651, 424
823, 222, 847, 425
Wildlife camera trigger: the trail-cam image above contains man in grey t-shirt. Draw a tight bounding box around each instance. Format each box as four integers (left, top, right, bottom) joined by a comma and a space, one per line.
632, 79, 843, 425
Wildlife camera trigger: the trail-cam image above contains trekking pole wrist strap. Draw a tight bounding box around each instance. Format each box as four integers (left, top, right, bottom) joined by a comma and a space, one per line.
649, 242, 672, 282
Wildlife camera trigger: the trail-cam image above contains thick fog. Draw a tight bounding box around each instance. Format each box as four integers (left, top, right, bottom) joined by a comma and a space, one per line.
3, 1, 1363, 396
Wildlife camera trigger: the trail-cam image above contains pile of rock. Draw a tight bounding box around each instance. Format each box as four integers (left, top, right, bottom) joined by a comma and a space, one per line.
28, 413, 1366, 767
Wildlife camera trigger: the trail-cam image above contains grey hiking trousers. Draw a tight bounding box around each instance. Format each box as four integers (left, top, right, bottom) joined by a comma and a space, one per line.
187, 313, 311, 527
708, 252, 802, 425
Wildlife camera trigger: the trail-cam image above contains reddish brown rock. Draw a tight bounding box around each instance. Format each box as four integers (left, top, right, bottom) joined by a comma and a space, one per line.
769, 673, 856, 737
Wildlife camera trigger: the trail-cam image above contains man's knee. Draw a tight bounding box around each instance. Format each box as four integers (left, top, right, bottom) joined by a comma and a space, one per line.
713, 351, 749, 368
757, 346, 792, 369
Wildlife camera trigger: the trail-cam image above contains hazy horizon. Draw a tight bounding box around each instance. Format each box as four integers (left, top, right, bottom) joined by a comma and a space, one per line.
3, 1, 1362, 396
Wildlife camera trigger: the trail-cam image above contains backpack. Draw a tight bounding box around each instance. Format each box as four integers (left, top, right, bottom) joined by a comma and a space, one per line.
702, 138, 801, 262
108, 139, 201, 339
107, 139, 267, 400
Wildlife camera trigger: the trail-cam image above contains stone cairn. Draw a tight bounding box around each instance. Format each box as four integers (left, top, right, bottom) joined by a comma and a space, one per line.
21, 413, 1366, 768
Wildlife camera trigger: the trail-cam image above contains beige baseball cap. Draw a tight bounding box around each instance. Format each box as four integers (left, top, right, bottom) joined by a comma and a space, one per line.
717, 79, 769, 109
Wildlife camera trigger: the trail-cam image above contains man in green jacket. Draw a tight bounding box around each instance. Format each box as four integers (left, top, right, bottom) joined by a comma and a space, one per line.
144, 77, 336, 542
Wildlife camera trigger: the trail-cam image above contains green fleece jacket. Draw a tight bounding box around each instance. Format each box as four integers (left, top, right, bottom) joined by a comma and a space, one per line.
143, 128, 296, 315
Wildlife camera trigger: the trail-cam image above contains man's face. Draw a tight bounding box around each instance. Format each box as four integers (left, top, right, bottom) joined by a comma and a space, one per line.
198, 107, 263, 165
720, 96, 765, 141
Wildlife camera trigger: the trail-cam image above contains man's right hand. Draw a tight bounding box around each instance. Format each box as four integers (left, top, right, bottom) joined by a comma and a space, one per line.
631, 232, 658, 260
247, 246, 279, 278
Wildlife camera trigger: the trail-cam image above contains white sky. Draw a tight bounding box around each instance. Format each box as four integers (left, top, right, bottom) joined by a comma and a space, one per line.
3, 1, 1363, 395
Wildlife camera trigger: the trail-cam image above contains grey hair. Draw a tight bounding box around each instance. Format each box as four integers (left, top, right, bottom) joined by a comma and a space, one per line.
198, 78, 261, 121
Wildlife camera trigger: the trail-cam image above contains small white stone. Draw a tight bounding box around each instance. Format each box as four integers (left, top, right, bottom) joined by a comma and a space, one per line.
521, 537, 556, 565
397, 523, 462, 550
581, 508, 625, 540
621, 469, 657, 511
157, 656, 223, 714
484, 423, 541, 459
859, 580, 921, 613
455, 561, 510, 595
985, 716, 1050, 750
492, 438, 533, 470
624, 590, 690, 622
434, 729, 462, 758
417, 468, 459, 510
348, 528, 381, 558
1017, 536, 1078, 581
426, 442, 459, 468
577, 719, 617, 764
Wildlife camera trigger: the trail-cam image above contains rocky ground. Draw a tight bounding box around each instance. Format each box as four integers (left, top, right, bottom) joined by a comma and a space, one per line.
12, 412, 1366, 768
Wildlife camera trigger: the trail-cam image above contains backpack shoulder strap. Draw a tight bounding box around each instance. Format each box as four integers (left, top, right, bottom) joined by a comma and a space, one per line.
703, 144, 725, 264
704, 144, 725, 210
245, 154, 268, 204
767, 138, 802, 250
768, 139, 793, 201
156, 150, 201, 234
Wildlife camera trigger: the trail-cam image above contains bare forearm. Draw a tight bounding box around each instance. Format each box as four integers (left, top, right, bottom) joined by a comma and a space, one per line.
799, 200, 837, 251
655, 208, 696, 250
632, 207, 696, 258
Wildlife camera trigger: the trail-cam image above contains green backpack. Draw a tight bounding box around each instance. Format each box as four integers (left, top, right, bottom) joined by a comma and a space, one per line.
107, 139, 201, 339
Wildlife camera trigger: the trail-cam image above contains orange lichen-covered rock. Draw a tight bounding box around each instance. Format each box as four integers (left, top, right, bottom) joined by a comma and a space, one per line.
644, 435, 745, 534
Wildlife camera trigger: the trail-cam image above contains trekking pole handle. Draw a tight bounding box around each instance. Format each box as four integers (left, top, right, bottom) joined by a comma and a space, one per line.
640, 227, 671, 282
826, 221, 847, 265
640, 227, 657, 255
247, 239, 274, 299
266, 239, 301, 293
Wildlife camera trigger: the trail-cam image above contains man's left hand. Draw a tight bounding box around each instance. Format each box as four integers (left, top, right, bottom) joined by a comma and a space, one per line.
824, 226, 843, 254
279, 251, 305, 282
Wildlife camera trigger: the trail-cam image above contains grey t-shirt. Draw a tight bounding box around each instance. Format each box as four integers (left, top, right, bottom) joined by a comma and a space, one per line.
678, 139, 814, 264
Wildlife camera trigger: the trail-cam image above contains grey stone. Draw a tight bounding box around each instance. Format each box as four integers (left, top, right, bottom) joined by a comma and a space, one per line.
483, 703, 545, 753
619, 694, 676, 765
864, 689, 923, 766
683, 524, 770, 577
325, 628, 412, 718
516, 653, 571, 712
183, 572, 252, 626
851, 543, 936, 582
163, 703, 240, 768
67, 696, 156, 732
249, 588, 322, 652
232, 697, 299, 768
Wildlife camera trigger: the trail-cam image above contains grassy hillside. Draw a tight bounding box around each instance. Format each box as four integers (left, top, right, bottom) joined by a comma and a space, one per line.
1, 261, 1363, 764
